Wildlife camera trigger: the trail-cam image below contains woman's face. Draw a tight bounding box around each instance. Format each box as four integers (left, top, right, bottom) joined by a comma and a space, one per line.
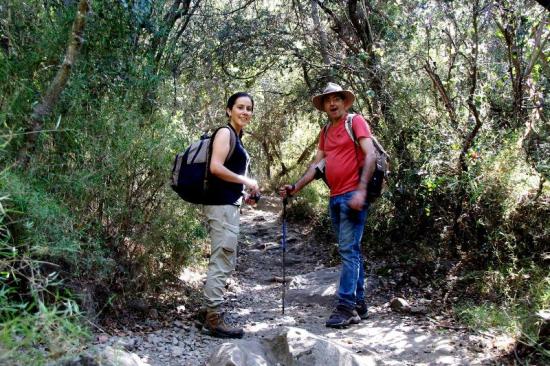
227, 96, 253, 129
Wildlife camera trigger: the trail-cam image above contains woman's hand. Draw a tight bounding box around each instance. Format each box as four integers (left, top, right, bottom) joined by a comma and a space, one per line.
243, 177, 259, 193
242, 177, 260, 205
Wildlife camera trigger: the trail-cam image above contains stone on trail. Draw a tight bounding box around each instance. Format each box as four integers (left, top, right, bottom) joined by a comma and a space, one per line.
537, 309, 550, 345
268, 275, 293, 283
207, 327, 376, 366
270, 327, 376, 366
59, 346, 149, 366
253, 241, 280, 251
275, 252, 302, 266
206, 340, 271, 366
390, 297, 411, 313
286, 267, 340, 307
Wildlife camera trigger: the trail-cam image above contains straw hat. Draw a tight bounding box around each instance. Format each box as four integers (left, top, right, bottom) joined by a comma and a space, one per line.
311, 82, 355, 111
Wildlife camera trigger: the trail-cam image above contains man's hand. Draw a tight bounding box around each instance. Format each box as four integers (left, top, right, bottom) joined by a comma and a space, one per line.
279, 184, 296, 198
348, 189, 366, 210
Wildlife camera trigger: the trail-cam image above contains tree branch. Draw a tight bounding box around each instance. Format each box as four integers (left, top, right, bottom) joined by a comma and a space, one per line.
17, 0, 90, 167
460, 1, 482, 172
423, 60, 457, 123
524, 16, 549, 78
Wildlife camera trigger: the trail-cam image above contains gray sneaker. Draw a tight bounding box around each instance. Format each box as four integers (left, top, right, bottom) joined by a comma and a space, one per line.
326, 305, 361, 328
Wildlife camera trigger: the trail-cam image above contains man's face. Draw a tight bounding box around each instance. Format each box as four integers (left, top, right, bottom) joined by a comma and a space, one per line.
323, 93, 347, 122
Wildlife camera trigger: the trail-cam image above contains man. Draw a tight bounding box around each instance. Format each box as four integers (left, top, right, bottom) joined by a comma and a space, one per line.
280, 82, 376, 328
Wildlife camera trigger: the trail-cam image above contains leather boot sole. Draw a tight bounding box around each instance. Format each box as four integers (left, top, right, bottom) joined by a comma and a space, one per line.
326, 314, 361, 328
202, 326, 244, 339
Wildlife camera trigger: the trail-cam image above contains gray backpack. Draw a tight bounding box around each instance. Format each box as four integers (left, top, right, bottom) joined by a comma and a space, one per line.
171, 126, 237, 204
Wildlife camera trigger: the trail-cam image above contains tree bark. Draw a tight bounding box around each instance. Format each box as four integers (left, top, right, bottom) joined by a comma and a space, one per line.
311, 0, 331, 67
453, 1, 483, 255
423, 60, 458, 124
17, 0, 90, 168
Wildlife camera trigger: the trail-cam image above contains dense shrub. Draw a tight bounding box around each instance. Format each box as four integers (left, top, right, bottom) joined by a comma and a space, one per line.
0, 170, 90, 364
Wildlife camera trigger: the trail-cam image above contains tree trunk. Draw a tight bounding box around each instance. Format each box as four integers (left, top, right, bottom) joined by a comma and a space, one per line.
311, 0, 331, 65
17, 0, 90, 168
459, 1, 482, 173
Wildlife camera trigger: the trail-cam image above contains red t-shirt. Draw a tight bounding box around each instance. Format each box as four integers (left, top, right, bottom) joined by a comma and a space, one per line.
318, 114, 372, 196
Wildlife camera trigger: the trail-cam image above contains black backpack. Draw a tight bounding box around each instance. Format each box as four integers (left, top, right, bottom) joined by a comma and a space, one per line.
314, 113, 390, 202
171, 126, 237, 204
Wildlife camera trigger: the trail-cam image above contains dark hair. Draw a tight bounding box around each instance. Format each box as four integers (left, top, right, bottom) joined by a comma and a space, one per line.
226, 92, 254, 117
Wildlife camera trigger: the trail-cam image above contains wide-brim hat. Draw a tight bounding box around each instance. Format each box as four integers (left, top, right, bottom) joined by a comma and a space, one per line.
311, 82, 355, 111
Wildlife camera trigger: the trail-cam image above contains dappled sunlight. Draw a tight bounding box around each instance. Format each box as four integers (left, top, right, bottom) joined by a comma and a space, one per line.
178, 267, 206, 286
3, 0, 547, 364
109, 194, 509, 365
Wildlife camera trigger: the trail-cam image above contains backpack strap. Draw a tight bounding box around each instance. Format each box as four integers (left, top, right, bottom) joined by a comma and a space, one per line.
206, 125, 238, 185
371, 135, 389, 158
345, 113, 390, 158
344, 113, 361, 164
321, 123, 329, 149
225, 125, 237, 163
211, 125, 237, 163
343, 113, 358, 144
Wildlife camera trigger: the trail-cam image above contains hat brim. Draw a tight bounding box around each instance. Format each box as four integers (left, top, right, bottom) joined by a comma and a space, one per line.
312, 90, 355, 111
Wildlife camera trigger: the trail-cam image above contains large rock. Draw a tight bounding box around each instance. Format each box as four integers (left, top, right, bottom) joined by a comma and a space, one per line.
58, 346, 149, 366
285, 267, 340, 307
207, 327, 376, 366
99, 347, 149, 366
206, 340, 273, 366
270, 327, 376, 366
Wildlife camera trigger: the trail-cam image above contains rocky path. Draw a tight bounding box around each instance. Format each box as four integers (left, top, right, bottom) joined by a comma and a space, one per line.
94, 196, 505, 365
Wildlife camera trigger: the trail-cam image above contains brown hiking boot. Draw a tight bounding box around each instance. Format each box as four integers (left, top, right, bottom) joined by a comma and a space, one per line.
193, 308, 207, 329
203, 311, 244, 339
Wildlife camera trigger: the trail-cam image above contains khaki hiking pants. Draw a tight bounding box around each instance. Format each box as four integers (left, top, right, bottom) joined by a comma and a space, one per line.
202, 205, 240, 310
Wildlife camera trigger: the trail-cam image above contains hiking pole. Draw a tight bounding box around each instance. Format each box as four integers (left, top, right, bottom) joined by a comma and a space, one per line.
282, 195, 288, 315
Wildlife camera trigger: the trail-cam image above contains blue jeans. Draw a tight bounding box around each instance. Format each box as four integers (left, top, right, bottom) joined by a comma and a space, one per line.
329, 191, 369, 309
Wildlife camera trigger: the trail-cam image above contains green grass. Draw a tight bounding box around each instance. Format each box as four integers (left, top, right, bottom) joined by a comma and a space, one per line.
456, 302, 522, 332
0, 299, 90, 365
455, 266, 550, 361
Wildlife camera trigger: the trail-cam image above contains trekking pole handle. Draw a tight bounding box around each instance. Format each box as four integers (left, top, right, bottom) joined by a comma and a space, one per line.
288, 184, 296, 195
283, 184, 294, 206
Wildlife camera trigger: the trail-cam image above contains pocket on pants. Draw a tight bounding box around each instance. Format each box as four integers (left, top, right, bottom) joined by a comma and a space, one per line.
222, 221, 238, 253
343, 202, 359, 221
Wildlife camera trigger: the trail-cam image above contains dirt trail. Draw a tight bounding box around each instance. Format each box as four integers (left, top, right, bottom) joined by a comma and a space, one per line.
100, 196, 503, 365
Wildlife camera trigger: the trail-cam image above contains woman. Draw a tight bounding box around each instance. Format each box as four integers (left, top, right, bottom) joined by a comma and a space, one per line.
201, 92, 259, 339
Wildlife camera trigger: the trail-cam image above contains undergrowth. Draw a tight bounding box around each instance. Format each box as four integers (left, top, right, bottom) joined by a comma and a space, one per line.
455, 266, 550, 362
0, 169, 91, 365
